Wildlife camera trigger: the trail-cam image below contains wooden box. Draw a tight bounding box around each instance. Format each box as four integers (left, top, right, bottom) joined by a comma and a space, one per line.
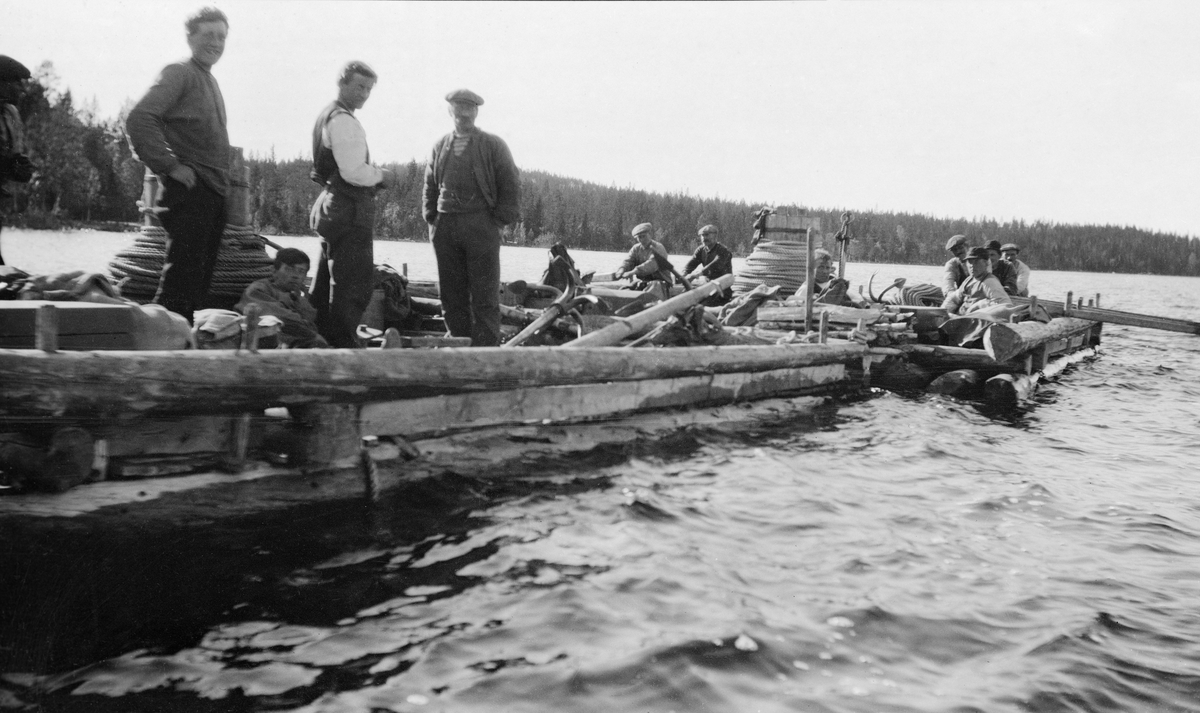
0, 301, 140, 350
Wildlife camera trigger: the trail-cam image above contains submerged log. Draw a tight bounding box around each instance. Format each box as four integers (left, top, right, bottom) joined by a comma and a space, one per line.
928, 369, 983, 398
982, 317, 1096, 363
565, 275, 734, 347
0, 338, 868, 420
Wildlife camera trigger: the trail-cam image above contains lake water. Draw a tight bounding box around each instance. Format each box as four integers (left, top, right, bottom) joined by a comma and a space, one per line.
2, 229, 1200, 712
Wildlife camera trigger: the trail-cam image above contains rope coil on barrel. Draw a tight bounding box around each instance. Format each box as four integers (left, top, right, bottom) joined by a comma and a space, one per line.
108, 223, 274, 306
732, 240, 809, 298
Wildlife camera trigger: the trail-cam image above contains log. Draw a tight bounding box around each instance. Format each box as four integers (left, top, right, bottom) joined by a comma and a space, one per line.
360, 364, 849, 438
928, 369, 984, 398
1011, 296, 1200, 335
565, 274, 734, 347
758, 304, 886, 326
984, 346, 1097, 408
982, 317, 1096, 363
0, 337, 868, 420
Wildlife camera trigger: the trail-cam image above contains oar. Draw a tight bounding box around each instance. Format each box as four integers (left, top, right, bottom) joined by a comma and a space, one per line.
1012, 295, 1200, 335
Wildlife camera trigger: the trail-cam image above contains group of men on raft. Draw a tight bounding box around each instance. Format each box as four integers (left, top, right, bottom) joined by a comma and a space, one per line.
608, 218, 1033, 320
940, 235, 1031, 315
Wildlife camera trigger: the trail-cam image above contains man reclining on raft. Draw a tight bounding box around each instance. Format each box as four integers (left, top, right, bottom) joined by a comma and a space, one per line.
940, 246, 1013, 316
236, 247, 329, 348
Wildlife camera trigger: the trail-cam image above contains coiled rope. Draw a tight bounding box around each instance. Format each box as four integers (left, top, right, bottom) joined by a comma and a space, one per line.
731, 240, 809, 298
108, 223, 274, 306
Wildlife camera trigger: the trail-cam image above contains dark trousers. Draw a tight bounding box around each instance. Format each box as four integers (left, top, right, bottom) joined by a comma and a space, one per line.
155, 178, 226, 323
431, 211, 501, 347
313, 191, 375, 348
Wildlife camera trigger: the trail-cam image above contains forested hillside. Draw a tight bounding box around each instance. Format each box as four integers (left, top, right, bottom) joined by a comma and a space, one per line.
6, 62, 1199, 276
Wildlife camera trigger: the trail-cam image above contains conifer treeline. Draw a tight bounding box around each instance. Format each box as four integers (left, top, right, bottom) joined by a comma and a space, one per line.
7, 63, 1200, 276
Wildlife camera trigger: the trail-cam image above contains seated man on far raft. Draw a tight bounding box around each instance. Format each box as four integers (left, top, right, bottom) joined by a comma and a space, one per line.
614, 222, 676, 291
794, 249, 864, 307
236, 247, 329, 348
940, 246, 1013, 316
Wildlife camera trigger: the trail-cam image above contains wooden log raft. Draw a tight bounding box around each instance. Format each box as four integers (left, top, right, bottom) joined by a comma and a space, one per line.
0, 336, 869, 421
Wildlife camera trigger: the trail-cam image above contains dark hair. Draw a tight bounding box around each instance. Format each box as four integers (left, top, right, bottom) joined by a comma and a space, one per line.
273, 247, 310, 269
339, 61, 378, 85
186, 7, 229, 34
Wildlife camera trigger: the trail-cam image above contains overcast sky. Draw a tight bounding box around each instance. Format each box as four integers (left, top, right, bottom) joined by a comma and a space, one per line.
6, 0, 1200, 237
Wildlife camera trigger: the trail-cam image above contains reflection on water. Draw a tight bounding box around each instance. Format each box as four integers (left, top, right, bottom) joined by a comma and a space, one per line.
3, 231, 1200, 711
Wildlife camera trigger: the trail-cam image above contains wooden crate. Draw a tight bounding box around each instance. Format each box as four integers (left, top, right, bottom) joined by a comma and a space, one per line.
0, 301, 140, 350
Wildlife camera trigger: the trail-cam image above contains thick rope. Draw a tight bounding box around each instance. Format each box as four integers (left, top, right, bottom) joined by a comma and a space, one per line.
731, 240, 809, 298
108, 224, 274, 305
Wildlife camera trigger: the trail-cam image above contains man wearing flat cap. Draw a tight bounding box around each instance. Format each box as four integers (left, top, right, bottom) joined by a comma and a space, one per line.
126, 7, 231, 323
984, 239, 1019, 296
616, 223, 676, 288
1, 55, 35, 266
684, 224, 733, 304
423, 88, 520, 347
941, 234, 968, 297
941, 246, 1012, 315
308, 60, 397, 348
1000, 243, 1030, 297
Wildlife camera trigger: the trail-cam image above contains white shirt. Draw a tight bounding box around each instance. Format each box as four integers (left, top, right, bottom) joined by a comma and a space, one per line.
323, 111, 383, 187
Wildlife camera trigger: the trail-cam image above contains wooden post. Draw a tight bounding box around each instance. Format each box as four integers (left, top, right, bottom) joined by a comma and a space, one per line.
402, 263, 408, 278
818, 310, 829, 344
241, 303, 261, 353
221, 412, 253, 473
1029, 295, 1039, 317
1087, 298, 1094, 307
1095, 293, 1101, 308
1078, 297, 1084, 310
804, 227, 814, 333
35, 304, 58, 353
1064, 292, 1073, 316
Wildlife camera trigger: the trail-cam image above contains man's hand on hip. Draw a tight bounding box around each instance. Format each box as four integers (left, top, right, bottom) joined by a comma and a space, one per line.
168, 164, 197, 190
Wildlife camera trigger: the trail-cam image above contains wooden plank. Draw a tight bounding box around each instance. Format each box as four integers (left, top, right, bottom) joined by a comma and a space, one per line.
758, 304, 887, 326
360, 364, 847, 438
1012, 296, 1200, 335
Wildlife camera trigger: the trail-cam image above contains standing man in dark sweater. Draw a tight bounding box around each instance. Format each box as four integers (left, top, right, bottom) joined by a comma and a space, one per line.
423, 89, 520, 347
0, 56, 34, 267
308, 61, 396, 348
127, 7, 231, 324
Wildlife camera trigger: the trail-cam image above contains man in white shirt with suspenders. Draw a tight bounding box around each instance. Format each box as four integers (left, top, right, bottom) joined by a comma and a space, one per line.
309, 61, 396, 347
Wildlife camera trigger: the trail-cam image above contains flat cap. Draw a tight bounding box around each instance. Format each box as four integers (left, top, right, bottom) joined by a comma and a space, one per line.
698, 224, 718, 235
445, 88, 484, 106
945, 234, 967, 250
966, 247, 990, 261
632, 222, 653, 237
984, 239, 1002, 253
1000, 243, 1020, 253
0, 56, 31, 82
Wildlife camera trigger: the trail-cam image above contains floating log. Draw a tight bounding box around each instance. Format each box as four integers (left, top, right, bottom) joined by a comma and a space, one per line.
984, 345, 1097, 408
982, 317, 1097, 363
565, 275, 734, 348
928, 369, 983, 398
1011, 296, 1200, 335
0, 337, 868, 420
